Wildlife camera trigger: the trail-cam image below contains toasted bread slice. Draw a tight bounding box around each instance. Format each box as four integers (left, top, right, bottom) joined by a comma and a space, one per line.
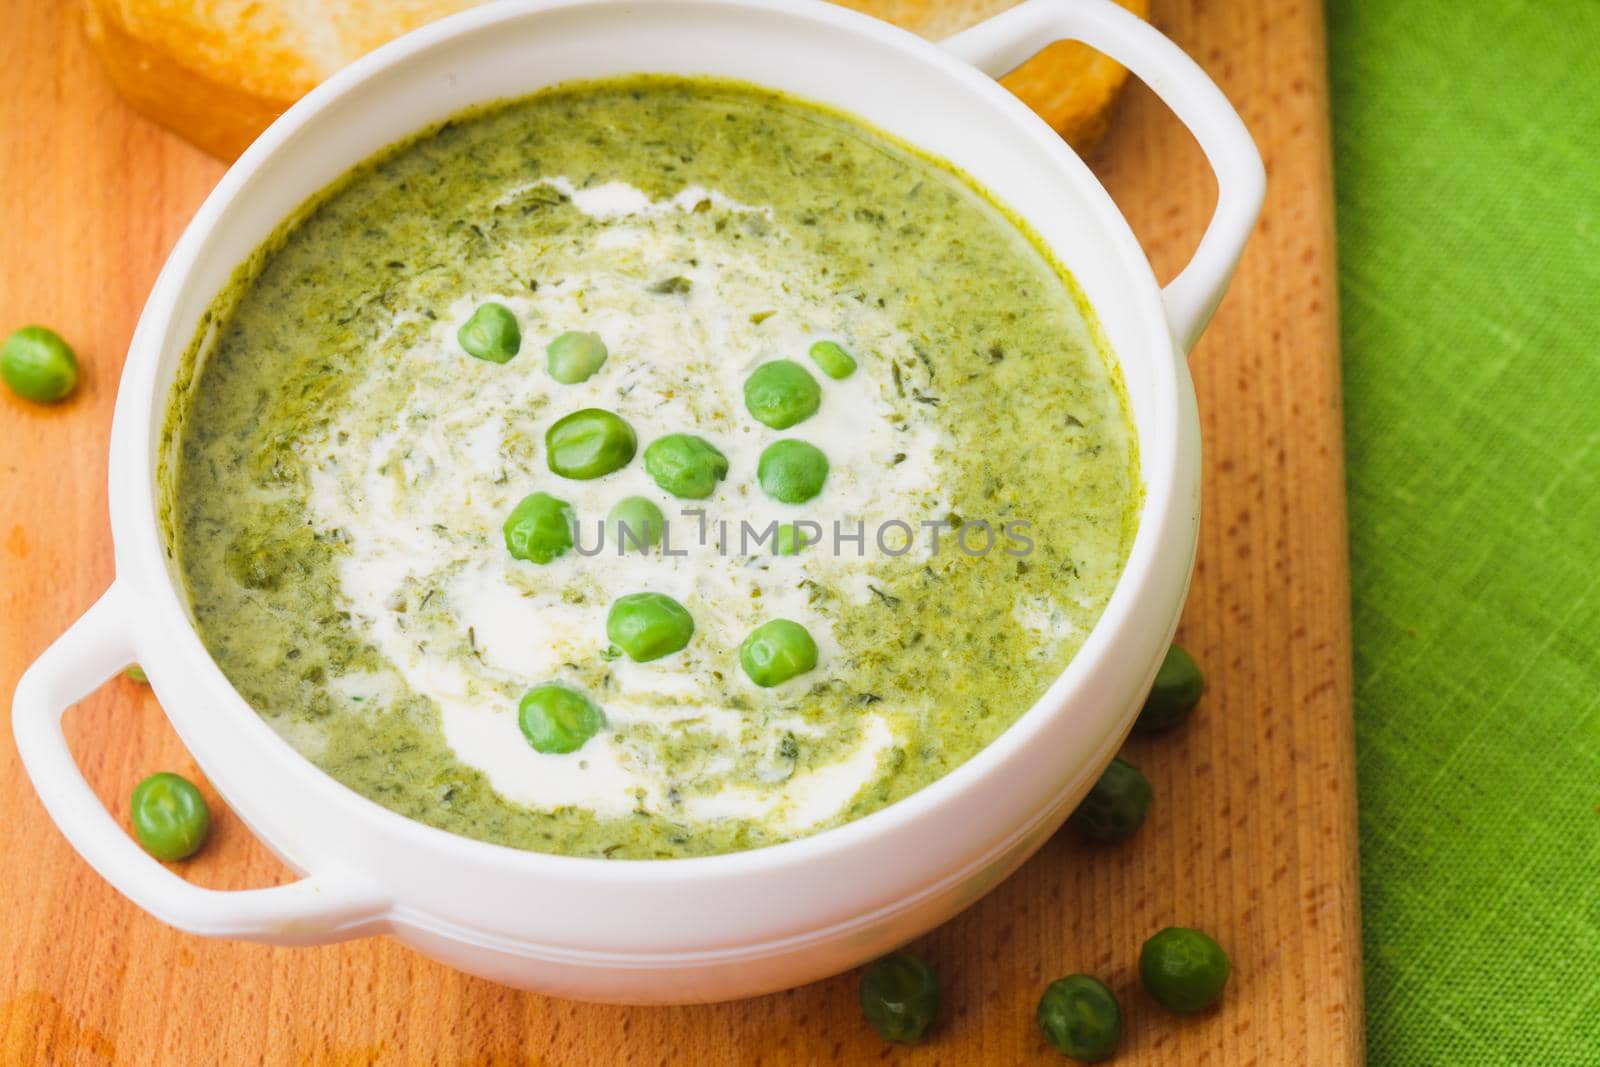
82, 0, 1147, 161
831, 0, 1148, 148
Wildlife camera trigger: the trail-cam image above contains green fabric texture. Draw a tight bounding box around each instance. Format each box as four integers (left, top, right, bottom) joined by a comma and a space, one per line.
1327, 2, 1600, 1062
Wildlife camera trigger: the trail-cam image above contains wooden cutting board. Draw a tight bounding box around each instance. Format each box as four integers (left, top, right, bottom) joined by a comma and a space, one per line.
0, 0, 1360, 1062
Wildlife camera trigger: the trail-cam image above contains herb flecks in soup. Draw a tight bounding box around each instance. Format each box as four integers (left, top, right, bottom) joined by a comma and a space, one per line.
168, 78, 1139, 859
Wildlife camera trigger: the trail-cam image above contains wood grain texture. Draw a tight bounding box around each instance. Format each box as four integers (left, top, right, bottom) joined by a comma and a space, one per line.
0, 0, 1360, 1063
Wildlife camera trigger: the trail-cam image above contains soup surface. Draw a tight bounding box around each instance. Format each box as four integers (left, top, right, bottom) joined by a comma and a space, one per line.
166, 77, 1139, 858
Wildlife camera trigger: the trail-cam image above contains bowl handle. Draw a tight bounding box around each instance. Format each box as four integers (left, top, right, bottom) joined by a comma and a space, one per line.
11, 583, 389, 945
941, 0, 1266, 352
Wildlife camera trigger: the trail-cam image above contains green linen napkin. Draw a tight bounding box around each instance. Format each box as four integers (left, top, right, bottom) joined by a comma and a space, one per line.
1327, 2, 1600, 1062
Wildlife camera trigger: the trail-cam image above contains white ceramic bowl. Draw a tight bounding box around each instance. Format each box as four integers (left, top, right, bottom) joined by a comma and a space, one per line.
13, 0, 1261, 1003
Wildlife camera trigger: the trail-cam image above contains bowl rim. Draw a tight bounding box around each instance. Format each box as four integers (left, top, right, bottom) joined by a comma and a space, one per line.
109, 0, 1186, 886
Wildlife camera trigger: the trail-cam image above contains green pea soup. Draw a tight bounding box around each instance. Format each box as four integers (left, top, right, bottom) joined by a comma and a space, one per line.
162, 77, 1140, 859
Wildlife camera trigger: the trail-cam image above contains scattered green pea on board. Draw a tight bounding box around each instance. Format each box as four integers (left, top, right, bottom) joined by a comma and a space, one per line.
503, 491, 575, 564
129, 772, 210, 861
739, 619, 818, 687
545, 407, 637, 480
643, 433, 729, 499
1, 326, 79, 403
859, 954, 940, 1044
1037, 974, 1121, 1062
606, 592, 694, 662
1140, 927, 1230, 1013
1069, 757, 1152, 843
457, 302, 521, 363
518, 684, 604, 754
743, 359, 821, 429
1135, 644, 1204, 733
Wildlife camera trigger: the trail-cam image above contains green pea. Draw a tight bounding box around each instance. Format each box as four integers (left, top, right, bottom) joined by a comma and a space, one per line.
1135, 644, 1204, 733
1037, 975, 1121, 1062
457, 302, 521, 363
607, 496, 665, 552
757, 439, 829, 504
546, 408, 637, 479
808, 339, 857, 380
1140, 927, 1230, 1013
129, 772, 210, 861
124, 665, 148, 683
1, 326, 79, 403
518, 684, 604, 754
859, 954, 939, 1044
503, 491, 575, 564
643, 433, 729, 499
1069, 757, 1151, 843
606, 592, 695, 662
744, 359, 821, 429
739, 618, 818, 687
774, 523, 804, 556
546, 330, 608, 384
